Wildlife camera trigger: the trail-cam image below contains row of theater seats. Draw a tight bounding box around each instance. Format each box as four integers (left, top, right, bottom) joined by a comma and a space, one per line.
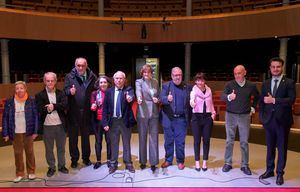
1, 92, 300, 129
7, 0, 98, 16
192, 0, 282, 15
6, 0, 297, 17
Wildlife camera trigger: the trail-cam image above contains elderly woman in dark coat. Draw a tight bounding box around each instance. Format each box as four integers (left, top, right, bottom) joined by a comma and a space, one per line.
2, 81, 38, 183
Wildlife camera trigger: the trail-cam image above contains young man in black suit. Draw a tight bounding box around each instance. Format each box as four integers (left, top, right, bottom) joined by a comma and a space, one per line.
259, 57, 296, 185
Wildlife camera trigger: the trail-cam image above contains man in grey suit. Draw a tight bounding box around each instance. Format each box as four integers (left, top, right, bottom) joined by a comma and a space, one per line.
136, 64, 160, 173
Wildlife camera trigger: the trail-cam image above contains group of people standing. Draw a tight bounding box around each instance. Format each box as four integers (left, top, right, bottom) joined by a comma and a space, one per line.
1, 57, 295, 186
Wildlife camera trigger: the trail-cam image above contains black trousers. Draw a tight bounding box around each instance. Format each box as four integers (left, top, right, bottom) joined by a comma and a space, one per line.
191, 113, 213, 161
94, 120, 111, 162
68, 110, 91, 162
263, 116, 290, 175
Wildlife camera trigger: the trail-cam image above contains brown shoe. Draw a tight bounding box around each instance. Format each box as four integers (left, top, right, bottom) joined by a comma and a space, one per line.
161, 161, 171, 168
178, 163, 185, 170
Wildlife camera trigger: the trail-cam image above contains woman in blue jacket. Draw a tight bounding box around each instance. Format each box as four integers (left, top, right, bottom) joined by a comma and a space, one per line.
2, 81, 38, 183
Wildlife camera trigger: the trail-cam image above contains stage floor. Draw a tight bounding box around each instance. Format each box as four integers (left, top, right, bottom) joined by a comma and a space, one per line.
0, 134, 299, 188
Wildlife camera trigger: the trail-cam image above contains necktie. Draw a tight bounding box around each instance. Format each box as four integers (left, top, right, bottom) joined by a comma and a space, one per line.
116, 89, 122, 117
273, 79, 278, 96
81, 75, 86, 82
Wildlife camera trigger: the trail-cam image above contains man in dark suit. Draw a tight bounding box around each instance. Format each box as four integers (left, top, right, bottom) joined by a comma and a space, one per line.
102, 71, 136, 174
160, 67, 192, 170
259, 57, 296, 185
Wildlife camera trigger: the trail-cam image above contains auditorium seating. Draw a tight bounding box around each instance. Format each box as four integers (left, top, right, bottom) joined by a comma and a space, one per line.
192, 0, 283, 15
5, 0, 298, 17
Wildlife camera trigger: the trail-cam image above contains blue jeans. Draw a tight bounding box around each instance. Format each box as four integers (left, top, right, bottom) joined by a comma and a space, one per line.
163, 117, 187, 164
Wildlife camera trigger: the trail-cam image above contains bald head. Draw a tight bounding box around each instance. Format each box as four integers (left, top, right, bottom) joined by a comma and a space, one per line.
233, 65, 246, 83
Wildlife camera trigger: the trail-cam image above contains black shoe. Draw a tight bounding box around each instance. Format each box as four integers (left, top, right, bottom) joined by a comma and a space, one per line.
94, 162, 101, 169
259, 171, 275, 179
222, 164, 232, 172
58, 166, 69, 174
202, 167, 208, 172
109, 166, 117, 174
47, 168, 55, 177
195, 167, 201, 172
140, 164, 146, 170
83, 159, 92, 166
107, 161, 111, 168
71, 161, 78, 168
276, 175, 284, 185
241, 166, 252, 175
151, 165, 157, 173
126, 165, 135, 173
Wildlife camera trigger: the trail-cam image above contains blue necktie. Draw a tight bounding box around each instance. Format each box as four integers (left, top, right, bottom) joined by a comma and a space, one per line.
273, 79, 278, 96
116, 89, 122, 117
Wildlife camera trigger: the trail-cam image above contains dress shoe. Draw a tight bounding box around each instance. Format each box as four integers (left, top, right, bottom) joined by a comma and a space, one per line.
109, 166, 117, 174
161, 161, 171, 168
28, 174, 36, 180
276, 175, 284, 185
83, 159, 92, 166
241, 166, 252, 175
71, 161, 78, 168
47, 168, 56, 177
58, 166, 69, 174
126, 165, 135, 173
140, 164, 146, 170
202, 167, 208, 172
178, 163, 185, 170
195, 167, 201, 172
151, 165, 157, 173
107, 160, 111, 168
13, 176, 23, 183
259, 171, 274, 179
222, 164, 232, 172
94, 162, 101, 169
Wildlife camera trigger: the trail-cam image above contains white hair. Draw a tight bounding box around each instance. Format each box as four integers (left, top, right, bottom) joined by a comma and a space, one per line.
113, 71, 126, 79
43, 72, 57, 82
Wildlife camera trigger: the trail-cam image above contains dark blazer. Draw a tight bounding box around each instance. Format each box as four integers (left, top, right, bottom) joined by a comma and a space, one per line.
35, 88, 67, 134
102, 86, 136, 128
159, 81, 192, 127
259, 76, 296, 127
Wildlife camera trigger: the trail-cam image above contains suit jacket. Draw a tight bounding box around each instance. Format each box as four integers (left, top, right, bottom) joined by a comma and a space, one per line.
102, 86, 136, 128
160, 81, 192, 127
135, 78, 160, 119
35, 88, 67, 134
259, 76, 295, 127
